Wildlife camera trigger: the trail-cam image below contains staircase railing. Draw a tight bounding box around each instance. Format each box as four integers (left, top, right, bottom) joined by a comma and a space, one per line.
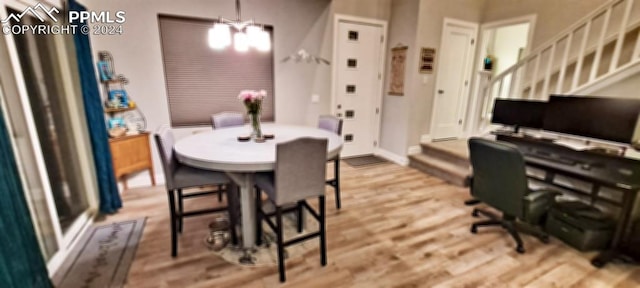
479, 0, 640, 122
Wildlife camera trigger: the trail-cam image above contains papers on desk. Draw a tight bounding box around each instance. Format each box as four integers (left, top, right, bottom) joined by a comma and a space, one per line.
554, 139, 591, 151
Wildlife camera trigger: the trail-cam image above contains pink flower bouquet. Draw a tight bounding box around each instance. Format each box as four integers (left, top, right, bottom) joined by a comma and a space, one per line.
238, 89, 267, 138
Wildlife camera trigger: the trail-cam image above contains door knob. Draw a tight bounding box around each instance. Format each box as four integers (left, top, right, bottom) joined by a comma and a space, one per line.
438, 90, 444, 94
337, 104, 342, 109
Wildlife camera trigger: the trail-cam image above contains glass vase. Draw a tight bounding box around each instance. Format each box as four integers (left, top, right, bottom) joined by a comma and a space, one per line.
249, 112, 263, 140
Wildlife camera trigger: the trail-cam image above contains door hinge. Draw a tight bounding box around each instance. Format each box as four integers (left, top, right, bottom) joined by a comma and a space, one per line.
464, 80, 469, 86
374, 140, 378, 146
378, 72, 381, 80
470, 38, 475, 45
376, 107, 380, 114
380, 35, 384, 43
458, 119, 463, 125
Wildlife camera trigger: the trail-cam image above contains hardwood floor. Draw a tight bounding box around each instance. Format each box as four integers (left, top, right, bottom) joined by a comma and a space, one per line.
101, 162, 640, 287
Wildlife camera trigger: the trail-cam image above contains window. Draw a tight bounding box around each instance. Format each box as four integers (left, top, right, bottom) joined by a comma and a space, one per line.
158, 15, 275, 126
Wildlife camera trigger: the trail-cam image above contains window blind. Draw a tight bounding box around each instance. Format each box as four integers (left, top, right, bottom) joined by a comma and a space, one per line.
158, 15, 275, 127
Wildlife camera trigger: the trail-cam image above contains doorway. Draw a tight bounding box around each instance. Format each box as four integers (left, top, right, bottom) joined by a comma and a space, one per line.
332, 15, 387, 157
431, 18, 478, 140
466, 15, 536, 135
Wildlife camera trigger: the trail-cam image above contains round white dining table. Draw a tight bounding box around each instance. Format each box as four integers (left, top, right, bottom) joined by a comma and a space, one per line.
174, 123, 343, 262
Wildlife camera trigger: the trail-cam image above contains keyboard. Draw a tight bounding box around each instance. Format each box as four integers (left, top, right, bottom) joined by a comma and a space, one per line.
525, 152, 577, 165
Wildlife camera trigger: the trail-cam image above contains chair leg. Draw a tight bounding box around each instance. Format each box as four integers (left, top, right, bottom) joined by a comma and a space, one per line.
470, 219, 502, 234
504, 221, 525, 253
334, 158, 341, 209
276, 206, 286, 283
177, 189, 184, 234
297, 201, 304, 233
167, 189, 178, 257
474, 219, 502, 227
319, 196, 327, 266
255, 189, 263, 246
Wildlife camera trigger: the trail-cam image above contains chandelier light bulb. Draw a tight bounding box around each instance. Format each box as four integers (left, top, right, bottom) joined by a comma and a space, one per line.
256, 30, 271, 52
234, 32, 249, 52
208, 23, 231, 49
246, 25, 261, 48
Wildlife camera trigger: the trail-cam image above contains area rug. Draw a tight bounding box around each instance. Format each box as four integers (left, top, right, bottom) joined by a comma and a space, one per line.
55, 218, 146, 288
209, 206, 319, 266
343, 154, 388, 167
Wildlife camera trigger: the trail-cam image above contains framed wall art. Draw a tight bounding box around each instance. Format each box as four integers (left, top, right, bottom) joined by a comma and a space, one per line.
388, 46, 408, 96
419, 47, 436, 74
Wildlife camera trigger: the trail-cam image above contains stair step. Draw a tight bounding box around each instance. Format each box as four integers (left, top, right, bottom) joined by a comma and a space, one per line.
409, 153, 471, 187
420, 141, 470, 168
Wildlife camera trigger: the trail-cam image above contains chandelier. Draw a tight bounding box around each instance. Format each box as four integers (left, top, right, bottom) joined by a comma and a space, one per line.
208, 0, 271, 52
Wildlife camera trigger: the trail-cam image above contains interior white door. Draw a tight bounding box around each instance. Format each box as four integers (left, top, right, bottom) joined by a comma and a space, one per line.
432, 20, 478, 140
335, 21, 383, 157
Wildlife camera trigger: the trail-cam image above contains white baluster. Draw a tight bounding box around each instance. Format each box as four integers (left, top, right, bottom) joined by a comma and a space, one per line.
542, 44, 556, 100
590, 8, 612, 82
572, 20, 592, 91
610, 0, 634, 72
529, 54, 541, 99
556, 33, 573, 94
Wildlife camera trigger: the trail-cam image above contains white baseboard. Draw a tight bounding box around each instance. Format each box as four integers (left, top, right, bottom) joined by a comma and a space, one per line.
375, 148, 408, 166
407, 145, 421, 155
420, 134, 432, 143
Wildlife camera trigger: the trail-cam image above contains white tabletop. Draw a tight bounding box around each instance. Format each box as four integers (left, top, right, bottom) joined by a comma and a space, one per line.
174, 123, 343, 172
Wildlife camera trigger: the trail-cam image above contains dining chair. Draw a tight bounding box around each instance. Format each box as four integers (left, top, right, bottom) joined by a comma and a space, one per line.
210, 112, 244, 202
318, 115, 343, 209
154, 126, 239, 257
211, 112, 244, 129
254, 138, 328, 282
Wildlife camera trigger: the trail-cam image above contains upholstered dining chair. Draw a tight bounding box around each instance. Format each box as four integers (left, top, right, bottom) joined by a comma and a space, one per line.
211, 112, 244, 129
210, 112, 244, 202
318, 115, 343, 209
468, 137, 557, 253
154, 126, 239, 257
254, 138, 328, 282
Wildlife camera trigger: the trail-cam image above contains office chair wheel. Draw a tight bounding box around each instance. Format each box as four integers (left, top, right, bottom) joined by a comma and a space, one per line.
540, 235, 550, 244
470, 225, 477, 234
471, 209, 479, 217
591, 258, 605, 268
516, 246, 525, 254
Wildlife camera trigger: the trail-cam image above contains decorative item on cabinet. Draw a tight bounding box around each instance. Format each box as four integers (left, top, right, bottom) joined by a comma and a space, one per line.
98, 51, 153, 188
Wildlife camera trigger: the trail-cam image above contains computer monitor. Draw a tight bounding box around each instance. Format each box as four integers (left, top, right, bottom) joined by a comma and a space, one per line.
543, 95, 640, 144
491, 99, 547, 133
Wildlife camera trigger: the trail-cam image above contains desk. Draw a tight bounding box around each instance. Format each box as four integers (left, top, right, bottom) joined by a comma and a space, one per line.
496, 134, 640, 267
174, 124, 343, 262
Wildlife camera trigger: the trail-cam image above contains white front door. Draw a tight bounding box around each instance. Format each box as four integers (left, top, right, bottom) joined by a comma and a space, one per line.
334, 18, 385, 157
432, 19, 478, 140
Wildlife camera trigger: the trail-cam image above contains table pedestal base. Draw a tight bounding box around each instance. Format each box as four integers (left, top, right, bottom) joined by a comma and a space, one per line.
226, 172, 257, 261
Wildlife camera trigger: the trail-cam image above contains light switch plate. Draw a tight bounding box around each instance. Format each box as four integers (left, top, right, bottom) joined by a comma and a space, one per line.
311, 94, 320, 103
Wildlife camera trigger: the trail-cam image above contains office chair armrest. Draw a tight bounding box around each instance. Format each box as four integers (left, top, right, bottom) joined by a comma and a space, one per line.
523, 189, 559, 225
524, 189, 561, 201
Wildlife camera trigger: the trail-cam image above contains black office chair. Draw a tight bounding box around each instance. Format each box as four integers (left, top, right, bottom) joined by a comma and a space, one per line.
468, 137, 558, 253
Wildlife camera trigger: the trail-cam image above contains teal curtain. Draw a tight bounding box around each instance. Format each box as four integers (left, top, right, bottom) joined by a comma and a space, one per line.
70, 0, 121, 213
0, 110, 51, 287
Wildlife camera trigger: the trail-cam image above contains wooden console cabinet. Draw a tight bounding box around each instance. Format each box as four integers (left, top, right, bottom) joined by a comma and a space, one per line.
109, 132, 155, 189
